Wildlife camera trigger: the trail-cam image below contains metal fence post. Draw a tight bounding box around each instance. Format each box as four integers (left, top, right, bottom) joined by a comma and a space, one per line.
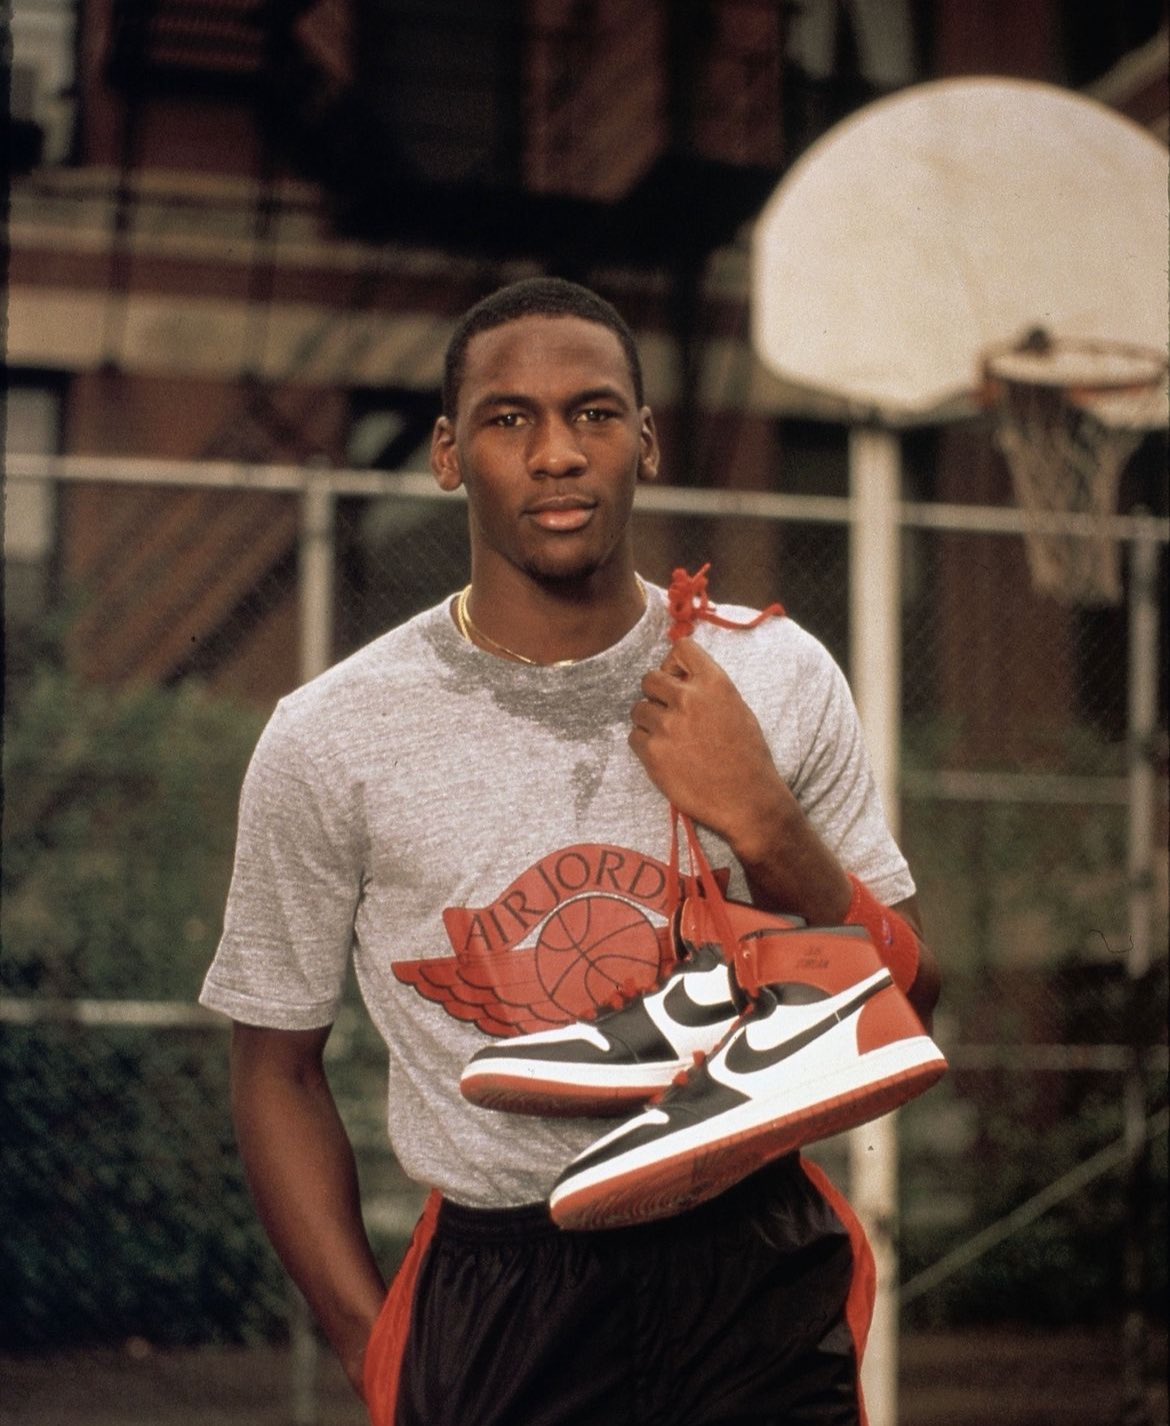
300, 477, 336, 684
289, 1284, 318, 1426
1123, 522, 1159, 1425
847, 425, 903, 1426
289, 474, 337, 1424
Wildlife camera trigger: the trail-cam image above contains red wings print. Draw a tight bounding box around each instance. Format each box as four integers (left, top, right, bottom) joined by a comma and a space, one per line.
392, 844, 730, 1037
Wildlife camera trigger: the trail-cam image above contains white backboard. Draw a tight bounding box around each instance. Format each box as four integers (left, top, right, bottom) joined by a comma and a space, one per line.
751, 78, 1170, 424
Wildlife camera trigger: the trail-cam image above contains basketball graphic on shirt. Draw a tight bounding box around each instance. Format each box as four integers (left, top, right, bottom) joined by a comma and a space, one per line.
534, 895, 661, 1014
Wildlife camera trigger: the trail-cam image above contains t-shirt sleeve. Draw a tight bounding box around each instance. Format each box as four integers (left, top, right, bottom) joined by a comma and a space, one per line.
790, 641, 915, 907
199, 702, 364, 1028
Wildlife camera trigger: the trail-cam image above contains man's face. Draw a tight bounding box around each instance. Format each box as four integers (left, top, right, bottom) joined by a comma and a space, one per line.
431, 315, 658, 586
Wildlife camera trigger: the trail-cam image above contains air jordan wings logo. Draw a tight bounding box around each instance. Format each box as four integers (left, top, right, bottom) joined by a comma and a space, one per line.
393, 844, 729, 1036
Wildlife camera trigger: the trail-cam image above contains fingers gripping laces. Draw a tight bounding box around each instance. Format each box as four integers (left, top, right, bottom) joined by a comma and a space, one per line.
665, 563, 784, 643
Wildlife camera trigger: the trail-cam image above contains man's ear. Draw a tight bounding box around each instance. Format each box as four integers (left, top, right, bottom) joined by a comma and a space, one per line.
637, 406, 661, 484
431, 416, 463, 492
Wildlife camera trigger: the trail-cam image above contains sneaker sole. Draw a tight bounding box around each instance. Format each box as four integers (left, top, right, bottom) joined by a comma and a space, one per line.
549, 1038, 947, 1231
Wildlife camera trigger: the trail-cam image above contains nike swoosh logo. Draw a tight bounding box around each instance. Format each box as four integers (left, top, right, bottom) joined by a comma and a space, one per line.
722, 972, 892, 1075
661, 975, 738, 1028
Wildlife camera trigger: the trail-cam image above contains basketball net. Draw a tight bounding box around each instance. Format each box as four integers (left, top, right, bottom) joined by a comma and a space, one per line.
982, 333, 1168, 606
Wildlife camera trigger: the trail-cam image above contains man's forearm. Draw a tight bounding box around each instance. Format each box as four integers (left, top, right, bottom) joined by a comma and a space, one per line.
727, 791, 940, 1026
230, 1024, 386, 1397
628, 637, 940, 1023
728, 783, 853, 926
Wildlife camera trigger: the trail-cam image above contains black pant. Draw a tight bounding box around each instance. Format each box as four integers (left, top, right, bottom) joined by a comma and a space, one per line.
395, 1157, 869, 1426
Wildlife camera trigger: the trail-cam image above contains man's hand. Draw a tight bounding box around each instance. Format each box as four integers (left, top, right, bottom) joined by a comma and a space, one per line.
629, 637, 852, 926
629, 637, 790, 857
629, 637, 940, 1021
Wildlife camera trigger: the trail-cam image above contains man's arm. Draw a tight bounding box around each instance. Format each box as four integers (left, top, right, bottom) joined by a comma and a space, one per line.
230, 1022, 386, 1398
629, 637, 940, 1025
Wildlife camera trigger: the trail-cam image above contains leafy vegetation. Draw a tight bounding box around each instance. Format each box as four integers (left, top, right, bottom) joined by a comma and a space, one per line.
898, 736, 1168, 1329
1, 660, 289, 1347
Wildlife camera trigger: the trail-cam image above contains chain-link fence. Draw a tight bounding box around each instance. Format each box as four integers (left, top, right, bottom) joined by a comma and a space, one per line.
3, 452, 1167, 1419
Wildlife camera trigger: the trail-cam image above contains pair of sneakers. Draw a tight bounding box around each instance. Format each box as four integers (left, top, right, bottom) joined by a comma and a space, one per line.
461, 893, 947, 1232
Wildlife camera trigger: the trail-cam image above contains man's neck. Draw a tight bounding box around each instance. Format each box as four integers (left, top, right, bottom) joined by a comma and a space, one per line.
457, 562, 647, 666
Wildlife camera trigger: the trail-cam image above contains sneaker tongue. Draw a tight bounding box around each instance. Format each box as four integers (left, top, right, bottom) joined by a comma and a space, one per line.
680, 941, 727, 972
731, 973, 762, 1016
678, 898, 726, 957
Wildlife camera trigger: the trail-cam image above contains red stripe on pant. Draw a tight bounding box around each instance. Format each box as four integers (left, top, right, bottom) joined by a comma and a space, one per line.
364, 1189, 442, 1426
799, 1157, 876, 1426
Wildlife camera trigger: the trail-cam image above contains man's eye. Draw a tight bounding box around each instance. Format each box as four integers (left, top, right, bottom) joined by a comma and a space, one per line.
492, 412, 526, 427
578, 408, 616, 423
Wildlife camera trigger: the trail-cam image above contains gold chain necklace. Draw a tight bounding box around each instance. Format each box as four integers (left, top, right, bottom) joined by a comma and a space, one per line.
455, 577, 647, 667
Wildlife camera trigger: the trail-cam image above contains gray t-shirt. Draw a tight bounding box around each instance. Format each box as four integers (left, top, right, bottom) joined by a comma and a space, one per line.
200, 584, 913, 1207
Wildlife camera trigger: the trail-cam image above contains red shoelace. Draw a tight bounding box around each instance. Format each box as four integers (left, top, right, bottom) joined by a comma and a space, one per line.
659, 565, 785, 986
584, 568, 787, 1028
665, 563, 784, 642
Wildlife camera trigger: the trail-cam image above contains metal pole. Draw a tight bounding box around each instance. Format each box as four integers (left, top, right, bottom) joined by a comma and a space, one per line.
1122, 525, 1158, 1425
299, 480, 336, 684
847, 425, 903, 1426
1126, 525, 1157, 992
288, 1284, 318, 1426
289, 477, 336, 1425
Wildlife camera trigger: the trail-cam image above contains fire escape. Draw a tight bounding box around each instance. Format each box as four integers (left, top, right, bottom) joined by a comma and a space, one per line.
81, 0, 786, 687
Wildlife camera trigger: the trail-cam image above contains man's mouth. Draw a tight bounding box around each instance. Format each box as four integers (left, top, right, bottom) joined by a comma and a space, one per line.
527, 497, 597, 532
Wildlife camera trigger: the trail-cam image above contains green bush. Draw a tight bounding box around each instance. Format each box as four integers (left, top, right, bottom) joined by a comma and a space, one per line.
2, 664, 264, 999
1, 662, 289, 1348
897, 729, 1168, 1330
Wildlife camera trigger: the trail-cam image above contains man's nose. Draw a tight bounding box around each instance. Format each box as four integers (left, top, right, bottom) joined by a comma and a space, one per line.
527, 417, 587, 477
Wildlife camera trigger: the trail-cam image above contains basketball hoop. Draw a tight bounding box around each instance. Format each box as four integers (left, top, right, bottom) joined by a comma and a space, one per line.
982, 331, 1168, 606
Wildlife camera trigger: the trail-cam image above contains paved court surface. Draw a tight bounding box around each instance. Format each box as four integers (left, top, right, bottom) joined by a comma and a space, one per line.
3, 1328, 1166, 1425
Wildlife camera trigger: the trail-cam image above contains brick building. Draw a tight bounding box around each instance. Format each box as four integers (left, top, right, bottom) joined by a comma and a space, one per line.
6, 1, 1167, 714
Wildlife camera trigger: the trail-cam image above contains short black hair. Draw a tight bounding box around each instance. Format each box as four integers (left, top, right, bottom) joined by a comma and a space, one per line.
441, 277, 645, 416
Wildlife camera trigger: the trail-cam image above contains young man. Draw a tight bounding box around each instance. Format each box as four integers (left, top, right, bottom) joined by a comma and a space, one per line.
201, 277, 940, 1426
